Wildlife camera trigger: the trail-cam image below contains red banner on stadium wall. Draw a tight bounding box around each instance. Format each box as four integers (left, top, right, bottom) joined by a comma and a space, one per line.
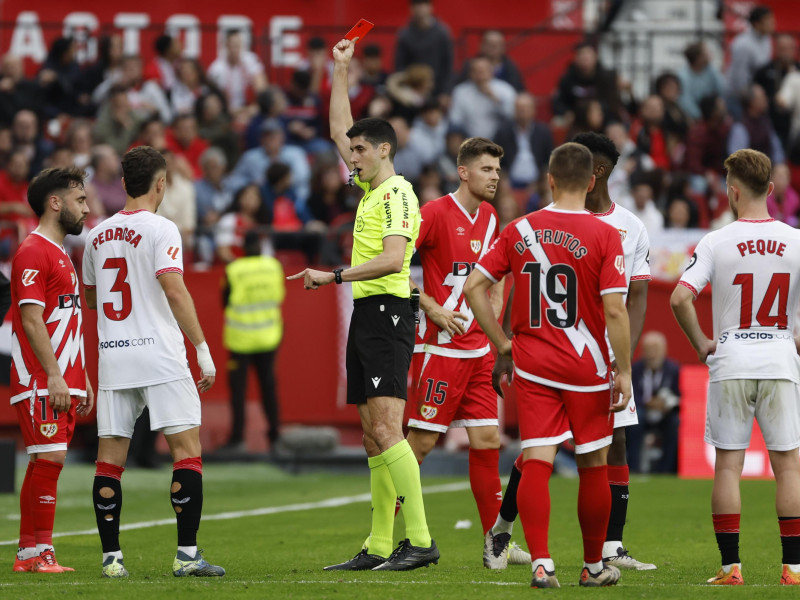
678, 365, 773, 480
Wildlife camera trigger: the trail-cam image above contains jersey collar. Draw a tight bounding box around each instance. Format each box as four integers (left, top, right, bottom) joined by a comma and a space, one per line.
588, 202, 616, 217
449, 193, 480, 224
31, 230, 66, 253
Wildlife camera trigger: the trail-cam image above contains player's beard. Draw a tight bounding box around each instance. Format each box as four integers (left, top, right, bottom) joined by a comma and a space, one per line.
59, 209, 84, 235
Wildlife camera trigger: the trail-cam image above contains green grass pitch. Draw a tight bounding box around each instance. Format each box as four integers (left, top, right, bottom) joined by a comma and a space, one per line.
0, 462, 791, 598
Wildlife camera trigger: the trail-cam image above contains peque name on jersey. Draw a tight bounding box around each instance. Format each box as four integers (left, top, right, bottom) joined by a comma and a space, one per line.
91, 226, 143, 249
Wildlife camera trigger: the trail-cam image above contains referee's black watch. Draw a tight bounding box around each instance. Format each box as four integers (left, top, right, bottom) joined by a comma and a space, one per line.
333, 268, 344, 285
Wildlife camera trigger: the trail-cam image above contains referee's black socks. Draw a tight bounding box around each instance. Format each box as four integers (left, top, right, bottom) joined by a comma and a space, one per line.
171, 458, 204, 547
93, 462, 125, 553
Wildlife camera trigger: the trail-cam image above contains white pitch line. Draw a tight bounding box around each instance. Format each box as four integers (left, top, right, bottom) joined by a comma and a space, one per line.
0, 481, 471, 546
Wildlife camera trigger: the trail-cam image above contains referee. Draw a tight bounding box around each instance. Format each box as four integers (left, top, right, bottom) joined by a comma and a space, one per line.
288, 38, 437, 571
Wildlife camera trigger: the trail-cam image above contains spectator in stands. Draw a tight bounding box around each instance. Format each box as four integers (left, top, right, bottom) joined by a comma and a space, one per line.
665, 197, 693, 229
307, 160, 349, 225
473, 30, 525, 91
495, 180, 521, 230
39, 37, 88, 117
226, 118, 310, 211
208, 30, 268, 115
628, 169, 664, 234
244, 86, 288, 150
65, 118, 93, 170
157, 149, 197, 252
385, 63, 436, 123
195, 147, 233, 264
0, 148, 32, 217
767, 163, 800, 227
360, 44, 388, 91
93, 86, 145, 156
416, 163, 444, 199
89, 144, 125, 215
263, 162, 304, 231
216, 183, 270, 264
567, 98, 606, 138
94, 55, 172, 123
196, 92, 240, 168
684, 95, 731, 196
408, 99, 447, 166
728, 84, 785, 164
494, 92, 553, 191
776, 61, 800, 162
654, 72, 690, 163
171, 58, 220, 117
727, 5, 774, 99
11, 109, 53, 177
388, 115, 424, 184
81, 34, 124, 106
134, 117, 167, 151
395, 0, 454, 96
678, 41, 726, 120
631, 95, 670, 170
628, 332, 681, 474
166, 114, 209, 179
436, 126, 466, 192
300, 37, 333, 96
0, 54, 43, 125
284, 69, 329, 155
552, 40, 625, 123
144, 34, 182, 91
449, 55, 515, 140
754, 33, 799, 149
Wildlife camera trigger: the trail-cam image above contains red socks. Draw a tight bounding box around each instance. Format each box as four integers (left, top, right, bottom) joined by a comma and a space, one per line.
18, 461, 35, 549
30, 459, 63, 546
469, 448, 502, 534
578, 465, 610, 564
607, 464, 629, 486
517, 459, 554, 560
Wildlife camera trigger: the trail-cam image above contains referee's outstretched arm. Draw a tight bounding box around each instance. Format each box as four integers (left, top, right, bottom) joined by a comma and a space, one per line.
330, 38, 357, 167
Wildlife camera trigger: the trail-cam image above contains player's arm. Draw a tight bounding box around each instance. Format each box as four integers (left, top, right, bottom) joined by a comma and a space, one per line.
670, 283, 716, 363
489, 277, 505, 320
604, 292, 632, 412
409, 276, 466, 337
492, 284, 514, 397
20, 303, 71, 412
330, 38, 356, 167
158, 272, 215, 392
626, 279, 648, 353
84, 287, 97, 310
464, 269, 511, 358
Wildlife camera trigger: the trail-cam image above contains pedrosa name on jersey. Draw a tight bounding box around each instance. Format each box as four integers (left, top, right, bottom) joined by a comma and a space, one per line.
99, 337, 155, 349
91, 227, 143, 249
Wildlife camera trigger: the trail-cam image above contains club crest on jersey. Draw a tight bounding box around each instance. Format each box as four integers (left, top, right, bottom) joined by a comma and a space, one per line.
615, 255, 625, 275
21, 269, 39, 286
167, 246, 179, 260
421, 405, 437, 420
617, 228, 627, 242
39, 423, 58, 438
470, 240, 482, 254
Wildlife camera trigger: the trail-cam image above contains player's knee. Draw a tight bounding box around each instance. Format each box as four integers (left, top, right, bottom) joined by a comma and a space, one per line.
408, 430, 437, 459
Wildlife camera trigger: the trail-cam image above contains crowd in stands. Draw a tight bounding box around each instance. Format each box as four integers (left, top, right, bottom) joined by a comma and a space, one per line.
0, 1, 798, 267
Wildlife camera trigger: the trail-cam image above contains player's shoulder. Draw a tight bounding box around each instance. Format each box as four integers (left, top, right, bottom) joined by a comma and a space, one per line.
12, 234, 47, 268
608, 202, 647, 232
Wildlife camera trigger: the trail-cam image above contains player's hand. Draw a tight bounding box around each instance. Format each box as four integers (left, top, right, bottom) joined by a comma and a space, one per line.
332, 39, 356, 65
492, 352, 514, 398
77, 378, 94, 417
498, 338, 512, 359
610, 371, 631, 412
427, 305, 467, 337
287, 268, 335, 290
197, 374, 215, 393
47, 374, 71, 413
698, 338, 717, 364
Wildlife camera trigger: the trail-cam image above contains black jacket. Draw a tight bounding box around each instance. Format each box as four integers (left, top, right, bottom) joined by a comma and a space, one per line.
493, 119, 554, 179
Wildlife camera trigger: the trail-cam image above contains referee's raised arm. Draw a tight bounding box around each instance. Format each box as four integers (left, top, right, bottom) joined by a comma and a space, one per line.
330, 38, 356, 167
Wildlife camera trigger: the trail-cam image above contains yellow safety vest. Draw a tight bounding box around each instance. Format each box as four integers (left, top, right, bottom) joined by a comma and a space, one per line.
223, 255, 285, 353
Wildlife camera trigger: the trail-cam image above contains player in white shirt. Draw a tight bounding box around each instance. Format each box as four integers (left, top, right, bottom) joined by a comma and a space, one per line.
82, 147, 224, 579
672, 149, 800, 586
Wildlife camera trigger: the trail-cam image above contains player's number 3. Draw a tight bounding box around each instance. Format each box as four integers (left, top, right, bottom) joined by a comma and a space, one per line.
102, 257, 133, 321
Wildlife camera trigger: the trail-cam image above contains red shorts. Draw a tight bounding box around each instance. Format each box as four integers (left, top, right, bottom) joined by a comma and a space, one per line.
407, 352, 498, 433
514, 375, 613, 454
15, 395, 78, 454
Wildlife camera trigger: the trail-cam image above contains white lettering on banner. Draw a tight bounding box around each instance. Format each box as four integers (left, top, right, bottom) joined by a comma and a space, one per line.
166, 14, 200, 58
217, 15, 253, 50
115, 13, 150, 55
9, 12, 46, 62
270, 16, 302, 67
63, 12, 99, 63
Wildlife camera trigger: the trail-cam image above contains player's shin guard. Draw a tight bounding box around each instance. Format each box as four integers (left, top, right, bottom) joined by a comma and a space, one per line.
172, 458, 203, 547
517, 459, 553, 560
18, 461, 35, 551
713, 513, 741, 566
469, 448, 502, 535
381, 440, 431, 548
606, 465, 630, 543
93, 462, 124, 552
780, 518, 800, 565
577, 465, 610, 564
31, 459, 63, 546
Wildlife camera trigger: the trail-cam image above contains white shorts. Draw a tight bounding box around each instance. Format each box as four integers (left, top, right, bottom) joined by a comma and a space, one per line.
613, 395, 639, 429
97, 377, 201, 438
706, 379, 800, 451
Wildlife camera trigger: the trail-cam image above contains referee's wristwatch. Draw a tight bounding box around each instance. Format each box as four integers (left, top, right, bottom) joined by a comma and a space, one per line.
333, 268, 344, 284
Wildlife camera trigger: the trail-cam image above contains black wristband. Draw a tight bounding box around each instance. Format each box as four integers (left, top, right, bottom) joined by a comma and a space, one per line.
333, 268, 344, 284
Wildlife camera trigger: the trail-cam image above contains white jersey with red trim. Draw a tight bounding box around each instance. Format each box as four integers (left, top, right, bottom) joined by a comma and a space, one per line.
83, 210, 191, 390
592, 202, 651, 360
10, 232, 86, 404
679, 218, 800, 383
416, 194, 499, 357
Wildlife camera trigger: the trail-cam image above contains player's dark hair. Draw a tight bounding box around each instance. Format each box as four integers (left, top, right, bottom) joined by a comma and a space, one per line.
749, 5, 772, 25
548, 143, 594, 192
654, 72, 680, 95
155, 35, 172, 56
121, 146, 166, 199
456, 137, 504, 167
346, 118, 397, 160
725, 149, 771, 196
572, 132, 620, 168
27, 167, 86, 217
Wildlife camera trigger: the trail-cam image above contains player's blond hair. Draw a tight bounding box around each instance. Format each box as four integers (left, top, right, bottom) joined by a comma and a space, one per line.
724, 149, 771, 197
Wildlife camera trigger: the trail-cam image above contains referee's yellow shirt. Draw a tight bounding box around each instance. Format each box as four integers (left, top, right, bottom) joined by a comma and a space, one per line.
351, 174, 420, 300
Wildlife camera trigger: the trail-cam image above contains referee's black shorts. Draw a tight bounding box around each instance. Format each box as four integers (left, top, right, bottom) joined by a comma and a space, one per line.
346, 294, 414, 404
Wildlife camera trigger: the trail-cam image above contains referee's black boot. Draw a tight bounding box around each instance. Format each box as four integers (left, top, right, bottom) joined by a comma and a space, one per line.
323, 549, 386, 571
372, 539, 439, 571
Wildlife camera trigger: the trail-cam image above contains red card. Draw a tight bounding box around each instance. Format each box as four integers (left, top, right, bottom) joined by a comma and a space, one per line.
345, 19, 374, 42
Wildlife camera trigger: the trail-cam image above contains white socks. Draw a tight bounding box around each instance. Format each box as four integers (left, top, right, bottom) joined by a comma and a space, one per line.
178, 545, 198, 558
492, 515, 514, 535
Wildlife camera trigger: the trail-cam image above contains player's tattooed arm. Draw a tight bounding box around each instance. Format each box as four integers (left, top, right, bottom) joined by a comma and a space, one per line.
409, 276, 466, 337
